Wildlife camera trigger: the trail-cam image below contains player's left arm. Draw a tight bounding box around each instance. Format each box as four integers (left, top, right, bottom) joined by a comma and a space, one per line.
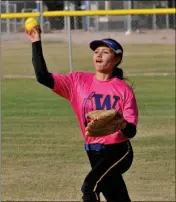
120, 121, 137, 138
120, 89, 138, 138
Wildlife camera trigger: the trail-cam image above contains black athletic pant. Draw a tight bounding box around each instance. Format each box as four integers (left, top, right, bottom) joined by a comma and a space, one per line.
81, 141, 133, 202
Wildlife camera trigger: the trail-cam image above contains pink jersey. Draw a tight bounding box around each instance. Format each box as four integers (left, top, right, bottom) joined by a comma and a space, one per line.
51, 72, 138, 145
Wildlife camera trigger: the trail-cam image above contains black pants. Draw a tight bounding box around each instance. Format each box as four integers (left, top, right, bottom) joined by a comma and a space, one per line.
81, 141, 133, 202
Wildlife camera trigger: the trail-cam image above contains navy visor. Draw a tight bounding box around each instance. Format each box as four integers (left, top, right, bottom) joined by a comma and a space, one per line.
89, 38, 123, 55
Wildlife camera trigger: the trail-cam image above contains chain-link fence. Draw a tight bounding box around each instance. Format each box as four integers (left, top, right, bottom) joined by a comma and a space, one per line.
1, 0, 175, 34
1, 0, 50, 33
1, 1, 17, 33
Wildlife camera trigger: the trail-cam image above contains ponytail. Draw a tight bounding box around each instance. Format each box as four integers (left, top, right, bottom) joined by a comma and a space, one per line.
112, 67, 124, 80
112, 52, 124, 80
112, 66, 135, 88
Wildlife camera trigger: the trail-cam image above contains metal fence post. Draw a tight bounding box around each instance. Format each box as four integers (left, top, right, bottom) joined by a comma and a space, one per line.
125, 0, 132, 35
36, 1, 43, 31
166, 13, 169, 29
40, 1, 44, 32
105, 1, 110, 31
6, 1, 10, 33
84, 0, 90, 31
14, 4, 17, 33
0, 0, 2, 83
64, 1, 68, 31
0, 1, 1, 33
67, 15, 73, 73
95, 1, 99, 31
152, 4, 157, 30
87, 0, 90, 30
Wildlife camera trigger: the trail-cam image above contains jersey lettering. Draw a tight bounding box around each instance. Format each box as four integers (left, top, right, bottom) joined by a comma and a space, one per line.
92, 93, 120, 110
83, 93, 120, 126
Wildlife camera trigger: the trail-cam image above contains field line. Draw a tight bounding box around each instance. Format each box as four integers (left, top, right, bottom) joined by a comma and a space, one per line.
124, 51, 174, 56
2, 72, 175, 79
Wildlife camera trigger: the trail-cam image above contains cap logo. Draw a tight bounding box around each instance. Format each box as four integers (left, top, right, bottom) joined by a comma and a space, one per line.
102, 40, 113, 45
115, 49, 122, 54
102, 40, 122, 54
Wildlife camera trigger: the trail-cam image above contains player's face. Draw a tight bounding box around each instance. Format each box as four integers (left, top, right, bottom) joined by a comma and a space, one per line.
93, 46, 120, 73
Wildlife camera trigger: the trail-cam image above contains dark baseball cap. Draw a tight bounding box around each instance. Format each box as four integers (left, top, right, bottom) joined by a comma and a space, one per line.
89, 38, 123, 56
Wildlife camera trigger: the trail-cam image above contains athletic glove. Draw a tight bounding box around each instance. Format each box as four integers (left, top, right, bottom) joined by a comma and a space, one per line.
85, 109, 127, 137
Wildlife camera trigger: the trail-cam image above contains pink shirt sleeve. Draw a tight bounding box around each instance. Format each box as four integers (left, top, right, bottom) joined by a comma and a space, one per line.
123, 87, 138, 126
51, 72, 74, 101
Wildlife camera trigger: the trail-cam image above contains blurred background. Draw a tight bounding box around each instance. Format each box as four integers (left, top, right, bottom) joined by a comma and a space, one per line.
1, 0, 176, 33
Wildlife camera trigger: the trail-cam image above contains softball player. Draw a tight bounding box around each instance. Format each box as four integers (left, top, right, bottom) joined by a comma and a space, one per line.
26, 28, 138, 202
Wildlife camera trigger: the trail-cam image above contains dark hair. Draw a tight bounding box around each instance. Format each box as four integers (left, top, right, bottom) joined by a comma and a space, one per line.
112, 67, 134, 88
110, 41, 134, 87
112, 58, 135, 88
112, 67, 124, 80
112, 53, 124, 80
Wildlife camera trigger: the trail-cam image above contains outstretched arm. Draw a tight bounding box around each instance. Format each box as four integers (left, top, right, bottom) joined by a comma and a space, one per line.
32, 40, 54, 88
26, 28, 54, 88
26, 27, 75, 101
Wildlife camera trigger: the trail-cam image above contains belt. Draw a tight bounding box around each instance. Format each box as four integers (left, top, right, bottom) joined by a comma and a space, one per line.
85, 141, 129, 151
85, 144, 106, 151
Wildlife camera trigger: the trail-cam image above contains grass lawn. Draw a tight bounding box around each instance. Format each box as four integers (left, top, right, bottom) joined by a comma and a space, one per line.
2, 42, 175, 75
1, 41, 175, 201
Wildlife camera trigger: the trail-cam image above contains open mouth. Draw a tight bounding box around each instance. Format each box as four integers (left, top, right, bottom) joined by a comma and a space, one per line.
96, 60, 102, 63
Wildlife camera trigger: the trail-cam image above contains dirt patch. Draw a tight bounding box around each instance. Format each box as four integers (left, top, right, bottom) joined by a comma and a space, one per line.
1, 29, 175, 45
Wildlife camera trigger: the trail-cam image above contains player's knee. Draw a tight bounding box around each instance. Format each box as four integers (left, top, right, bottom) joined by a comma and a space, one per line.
81, 180, 91, 193
81, 180, 100, 202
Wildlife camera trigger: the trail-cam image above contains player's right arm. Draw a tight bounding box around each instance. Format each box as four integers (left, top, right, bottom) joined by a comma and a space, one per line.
26, 27, 75, 101
26, 27, 54, 88
32, 40, 54, 88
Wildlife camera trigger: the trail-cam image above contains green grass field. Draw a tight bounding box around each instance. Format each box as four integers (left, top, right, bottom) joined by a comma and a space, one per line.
1, 41, 175, 201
